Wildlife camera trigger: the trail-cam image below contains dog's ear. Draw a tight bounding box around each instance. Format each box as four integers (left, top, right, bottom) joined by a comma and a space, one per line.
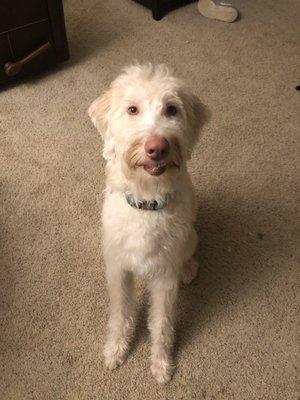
88, 90, 111, 139
88, 90, 116, 160
181, 89, 208, 160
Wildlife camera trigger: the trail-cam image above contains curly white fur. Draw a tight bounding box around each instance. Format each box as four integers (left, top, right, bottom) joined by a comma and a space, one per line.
88, 64, 202, 384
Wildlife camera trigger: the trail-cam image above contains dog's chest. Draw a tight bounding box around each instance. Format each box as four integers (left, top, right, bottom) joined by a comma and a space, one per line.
102, 192, 192, 274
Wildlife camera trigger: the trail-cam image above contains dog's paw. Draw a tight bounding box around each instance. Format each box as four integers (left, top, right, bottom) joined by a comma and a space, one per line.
181, 258, 199, 285
151, 356, 174, 384
103, 339, 128, 370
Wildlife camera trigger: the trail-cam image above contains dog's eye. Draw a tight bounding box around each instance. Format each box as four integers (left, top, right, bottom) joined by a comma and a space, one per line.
127, 106, 139, 115
165, 105, 177, 117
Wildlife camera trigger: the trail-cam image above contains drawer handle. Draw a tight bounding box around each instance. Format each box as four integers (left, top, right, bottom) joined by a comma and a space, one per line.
4, 41, 52, 77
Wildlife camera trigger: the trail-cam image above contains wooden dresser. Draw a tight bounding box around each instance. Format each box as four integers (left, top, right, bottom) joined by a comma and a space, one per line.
0, 0, 69, 85
133, 0, 195, 20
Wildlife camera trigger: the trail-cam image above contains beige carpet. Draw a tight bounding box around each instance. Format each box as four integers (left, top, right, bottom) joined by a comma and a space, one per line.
1, 0, 299, 399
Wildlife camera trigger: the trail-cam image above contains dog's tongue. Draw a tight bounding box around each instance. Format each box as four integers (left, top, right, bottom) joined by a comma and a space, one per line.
144, 163, 167, 176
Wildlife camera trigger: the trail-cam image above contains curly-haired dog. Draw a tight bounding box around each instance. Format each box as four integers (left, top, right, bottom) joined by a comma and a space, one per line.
88, 64, 203, 383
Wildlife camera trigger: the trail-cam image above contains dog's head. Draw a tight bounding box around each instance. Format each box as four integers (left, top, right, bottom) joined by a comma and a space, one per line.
88, 64, 203, 184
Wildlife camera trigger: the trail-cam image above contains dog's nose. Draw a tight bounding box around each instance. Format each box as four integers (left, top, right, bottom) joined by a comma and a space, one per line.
145, 135, 170, 161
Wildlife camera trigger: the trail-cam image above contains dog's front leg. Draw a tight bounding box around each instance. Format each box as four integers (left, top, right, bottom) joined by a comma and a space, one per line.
148, 273, 179, 384
103, 268, 135, 370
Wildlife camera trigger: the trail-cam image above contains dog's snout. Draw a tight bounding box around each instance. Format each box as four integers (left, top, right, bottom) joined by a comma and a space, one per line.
145, 135, 170, 161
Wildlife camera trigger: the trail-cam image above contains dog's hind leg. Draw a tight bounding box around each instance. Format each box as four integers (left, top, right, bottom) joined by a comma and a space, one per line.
181, 228, 199, 284
103, 269, 135, 370
148, 274, 179, 384
181, 257, 199, 285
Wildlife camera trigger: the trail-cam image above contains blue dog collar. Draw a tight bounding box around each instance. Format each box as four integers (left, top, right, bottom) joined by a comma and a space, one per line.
125, 194, 172, 211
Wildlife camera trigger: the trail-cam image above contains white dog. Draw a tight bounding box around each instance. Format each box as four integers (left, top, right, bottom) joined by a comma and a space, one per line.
88, 64, 203, 384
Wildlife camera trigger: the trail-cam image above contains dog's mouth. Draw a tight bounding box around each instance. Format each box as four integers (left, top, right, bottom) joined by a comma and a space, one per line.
143, 162, 167, 176
142, 161, 178, 176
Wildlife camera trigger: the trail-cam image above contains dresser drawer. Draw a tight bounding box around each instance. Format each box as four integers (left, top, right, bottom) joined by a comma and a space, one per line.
0, 0, 49, 33
0, 0, 69, 86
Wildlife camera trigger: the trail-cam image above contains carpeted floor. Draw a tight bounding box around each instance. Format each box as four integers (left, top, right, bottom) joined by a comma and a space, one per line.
0, 0, 299, 399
